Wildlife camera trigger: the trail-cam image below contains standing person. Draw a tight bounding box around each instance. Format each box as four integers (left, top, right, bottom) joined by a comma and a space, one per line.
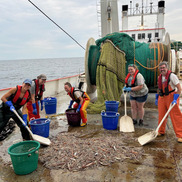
155, 61, 182, 143
0, 79, 32, 140
27, 74, 46, 122
123, 64, 148, 126
64, 82, 90, 127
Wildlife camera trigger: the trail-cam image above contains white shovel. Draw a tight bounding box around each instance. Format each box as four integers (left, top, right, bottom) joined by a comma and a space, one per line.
12, 109, 51, 146
119, 91, 135, 132
138, 102, 176, 146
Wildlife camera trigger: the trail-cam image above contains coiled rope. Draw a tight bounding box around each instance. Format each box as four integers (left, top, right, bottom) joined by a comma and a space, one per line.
134, 42, 164, 70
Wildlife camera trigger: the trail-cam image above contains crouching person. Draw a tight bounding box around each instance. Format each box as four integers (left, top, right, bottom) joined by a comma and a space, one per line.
64, 82, 90, 127
0, 79, 32, 140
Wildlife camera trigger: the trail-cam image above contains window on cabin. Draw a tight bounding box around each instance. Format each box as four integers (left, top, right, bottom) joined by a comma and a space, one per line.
148, 33, 152, 38
138, 34, 141, 39
131, 34, 135, 40
142, 33, 145, 39
155, 32, 159, 37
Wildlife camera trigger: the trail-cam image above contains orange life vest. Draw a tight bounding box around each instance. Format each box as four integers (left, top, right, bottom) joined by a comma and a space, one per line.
125, 70, 139, 87
68, 87, 85, 103
12, 85, 30, 105
158, 70, 175, 96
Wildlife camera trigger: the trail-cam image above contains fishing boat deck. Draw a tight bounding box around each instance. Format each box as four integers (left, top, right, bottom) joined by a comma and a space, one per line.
0, 89, 182, 182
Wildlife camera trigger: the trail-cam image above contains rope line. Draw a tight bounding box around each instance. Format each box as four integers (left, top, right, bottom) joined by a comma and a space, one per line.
133, 42, 164, 70
28, 0, 85, 50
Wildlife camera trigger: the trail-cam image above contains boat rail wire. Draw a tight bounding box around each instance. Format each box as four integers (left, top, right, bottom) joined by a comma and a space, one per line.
28, 0, 85, 50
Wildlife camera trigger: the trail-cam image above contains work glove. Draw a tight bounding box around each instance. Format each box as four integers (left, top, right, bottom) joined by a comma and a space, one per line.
76, 104, 81, 112
155, 94, 159, 106
40, 100, 44, 111
5, 101, 15, 112
123, 86, 132, 92
22, 114, 28, 126
32, 103, 37, 115
172, 94, 180, 105
68, 100, 74, 109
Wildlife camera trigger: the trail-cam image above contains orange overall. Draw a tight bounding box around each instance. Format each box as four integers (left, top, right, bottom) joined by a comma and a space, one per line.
158, 84, 182, 138
73, 92, 90, 123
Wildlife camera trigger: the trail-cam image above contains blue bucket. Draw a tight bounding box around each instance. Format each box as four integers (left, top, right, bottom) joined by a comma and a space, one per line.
30, 118, 50, 138
105, 101, 119, 112
101, 111, 120, 130
44, 97, 57, 114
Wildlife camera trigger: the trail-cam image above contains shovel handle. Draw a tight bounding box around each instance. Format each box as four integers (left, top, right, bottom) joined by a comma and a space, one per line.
155, 103, 176, 133
12, 109, 33, 138
123, 91, 127, 116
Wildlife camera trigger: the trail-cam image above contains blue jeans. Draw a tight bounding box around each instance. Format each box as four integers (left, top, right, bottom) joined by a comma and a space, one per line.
130, 94, 148, 103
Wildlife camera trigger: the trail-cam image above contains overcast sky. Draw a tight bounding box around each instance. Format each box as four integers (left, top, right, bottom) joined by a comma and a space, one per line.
0, 0, 181, 60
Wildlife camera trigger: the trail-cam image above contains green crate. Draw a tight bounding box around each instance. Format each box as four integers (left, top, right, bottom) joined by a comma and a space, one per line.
8, 141, 40, 175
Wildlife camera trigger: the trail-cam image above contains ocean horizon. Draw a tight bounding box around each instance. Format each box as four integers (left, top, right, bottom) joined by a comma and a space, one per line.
0, 57, 84, 89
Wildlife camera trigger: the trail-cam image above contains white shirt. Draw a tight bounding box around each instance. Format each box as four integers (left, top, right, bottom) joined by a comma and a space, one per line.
162, 73, 179, 91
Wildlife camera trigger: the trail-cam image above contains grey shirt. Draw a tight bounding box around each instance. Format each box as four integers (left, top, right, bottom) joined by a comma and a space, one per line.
30, 82, 45, 95
128, 73, 148, 97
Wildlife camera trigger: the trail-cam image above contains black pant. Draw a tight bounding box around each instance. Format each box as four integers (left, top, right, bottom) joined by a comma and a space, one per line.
0, 104, 30, 140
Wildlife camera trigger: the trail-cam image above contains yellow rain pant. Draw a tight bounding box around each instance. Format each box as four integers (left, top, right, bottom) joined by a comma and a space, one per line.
73, 93, 90, 123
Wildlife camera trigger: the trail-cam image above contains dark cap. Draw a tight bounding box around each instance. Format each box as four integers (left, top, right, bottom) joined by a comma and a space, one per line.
37, 74, 47, 80
23, 79, 32, 86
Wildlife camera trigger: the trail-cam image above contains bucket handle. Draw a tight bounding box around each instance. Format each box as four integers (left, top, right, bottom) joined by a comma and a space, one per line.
27, 147, 39, 157
28, 147, 36, 152
45, 119, 50, 123
101, 110, 106, 116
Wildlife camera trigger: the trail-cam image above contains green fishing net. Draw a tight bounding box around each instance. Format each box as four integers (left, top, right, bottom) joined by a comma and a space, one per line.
87, 40, 125, 113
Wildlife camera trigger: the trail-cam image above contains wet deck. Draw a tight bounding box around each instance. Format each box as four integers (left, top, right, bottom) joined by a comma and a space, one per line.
0, 92, 182, 182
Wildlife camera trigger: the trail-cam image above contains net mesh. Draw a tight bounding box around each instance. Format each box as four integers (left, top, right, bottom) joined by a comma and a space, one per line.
87, 40, 125, 113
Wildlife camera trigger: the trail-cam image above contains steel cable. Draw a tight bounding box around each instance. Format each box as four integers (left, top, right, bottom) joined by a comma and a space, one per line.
28, 0, 85, 50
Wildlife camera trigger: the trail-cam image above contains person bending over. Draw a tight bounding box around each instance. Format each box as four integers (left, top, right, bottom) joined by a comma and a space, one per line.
64, 82, 90, 127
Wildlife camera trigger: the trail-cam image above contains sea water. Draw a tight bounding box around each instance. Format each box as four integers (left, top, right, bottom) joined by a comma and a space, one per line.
0, 57, 84, 89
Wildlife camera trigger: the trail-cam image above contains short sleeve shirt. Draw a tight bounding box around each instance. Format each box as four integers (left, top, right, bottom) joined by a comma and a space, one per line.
128, 73, 148, 97
30, 82, 45, 95
74, 90, 82, 99
30, 82, 36, 95
162, 73, 179, 91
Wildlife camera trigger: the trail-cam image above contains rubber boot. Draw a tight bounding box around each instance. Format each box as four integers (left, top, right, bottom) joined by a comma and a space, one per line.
139, 119, 143, 126
80, 123, 87, 127
133, 119, 137, 125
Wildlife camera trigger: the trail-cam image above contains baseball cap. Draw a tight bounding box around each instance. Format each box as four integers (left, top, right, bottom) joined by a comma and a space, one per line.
37, 74, 47, 80
23, 79, 32, 86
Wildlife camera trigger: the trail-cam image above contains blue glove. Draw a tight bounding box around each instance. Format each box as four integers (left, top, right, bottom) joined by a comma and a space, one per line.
5, 101, 15, 112
68, 100, 74, 109
122, 86, 127, 91
125, 87, 132, 92
40, 100, 44, 111
76, 104, 81, 112
172, 94, 180, 105
32, 103, 37, 115
155, 94, 159, 106
22, 114, 28, 126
